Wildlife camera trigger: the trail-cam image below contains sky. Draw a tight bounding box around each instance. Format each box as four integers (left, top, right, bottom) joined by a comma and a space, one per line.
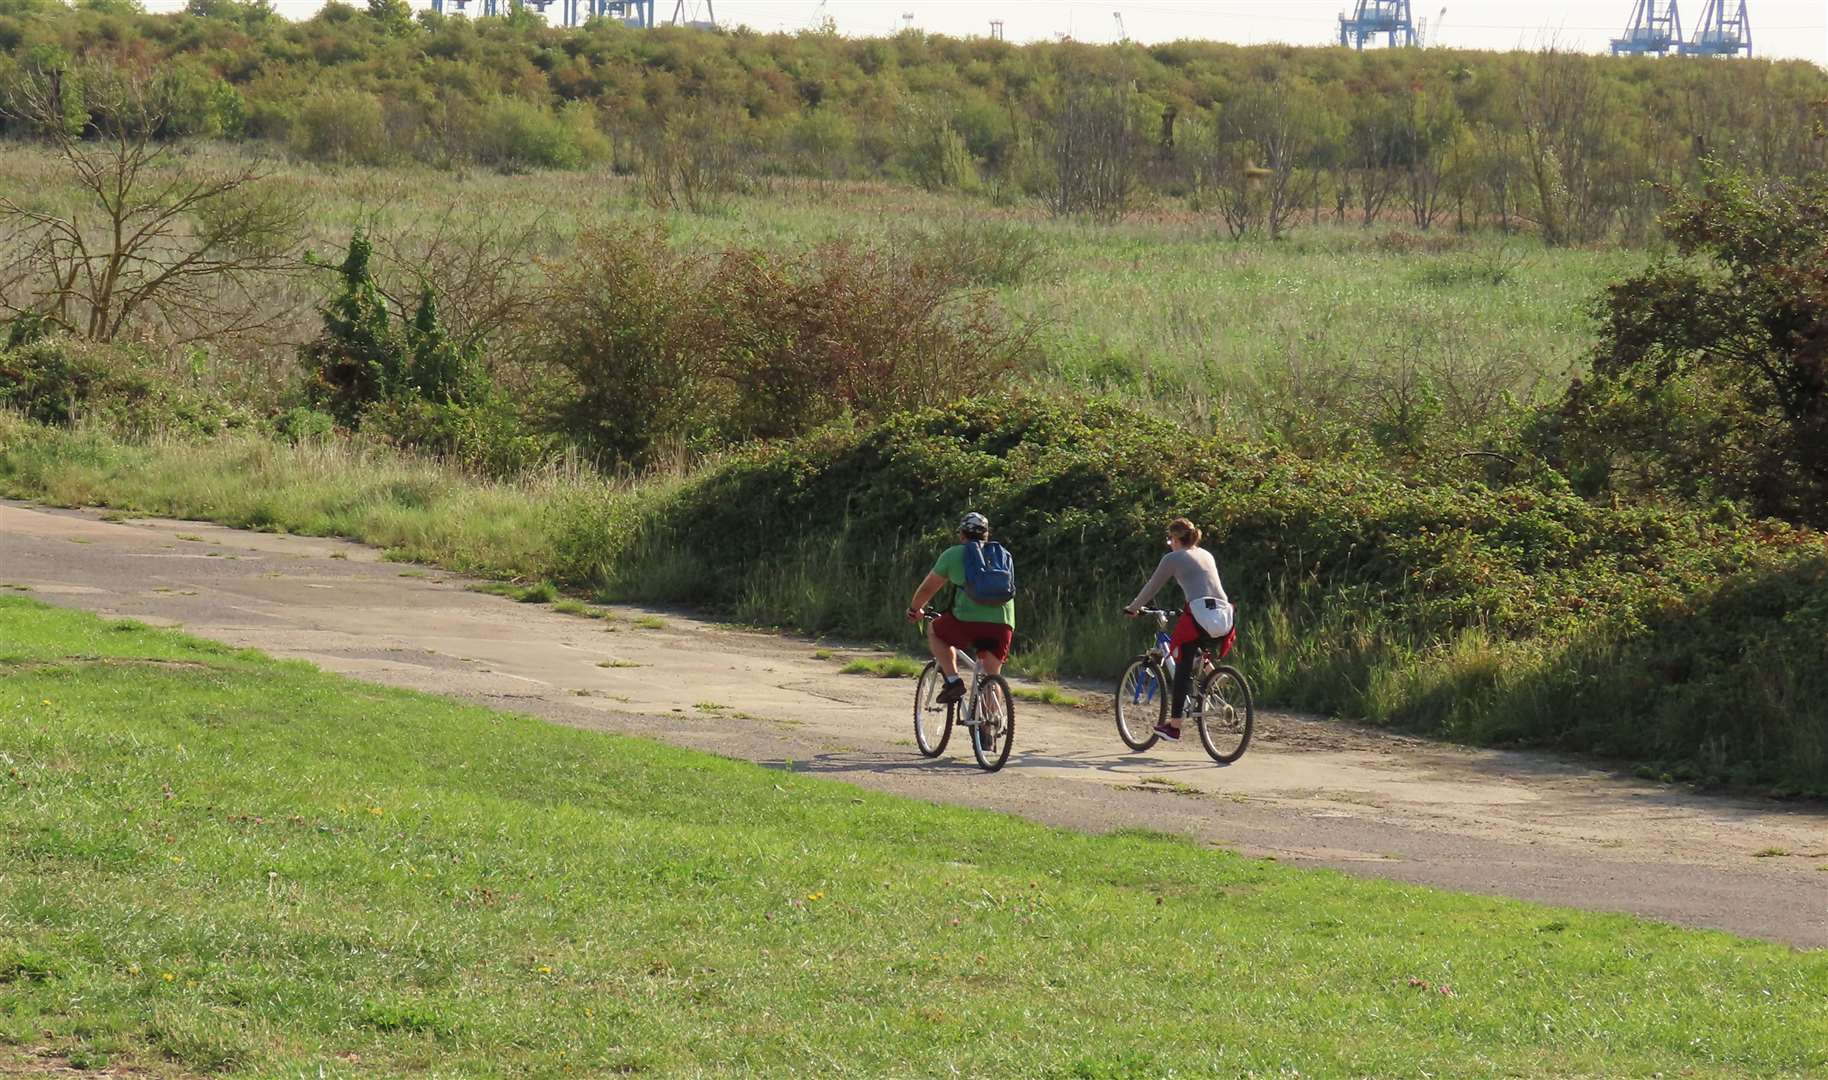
143, 0, 1828, 64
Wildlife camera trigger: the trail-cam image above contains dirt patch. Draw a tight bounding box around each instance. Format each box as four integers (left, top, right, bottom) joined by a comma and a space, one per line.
0, 658, 217, 673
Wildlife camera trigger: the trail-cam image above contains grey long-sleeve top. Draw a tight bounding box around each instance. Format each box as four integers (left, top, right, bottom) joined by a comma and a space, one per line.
1127, 547, 1229, 611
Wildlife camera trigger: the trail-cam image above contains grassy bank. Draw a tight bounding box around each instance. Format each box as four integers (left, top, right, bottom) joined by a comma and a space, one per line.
4, 404, 1825, 796
2, 595, 1825, 1075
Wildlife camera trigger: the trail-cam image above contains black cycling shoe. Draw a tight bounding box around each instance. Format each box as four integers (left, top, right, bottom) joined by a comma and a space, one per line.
936, 679, 967, 705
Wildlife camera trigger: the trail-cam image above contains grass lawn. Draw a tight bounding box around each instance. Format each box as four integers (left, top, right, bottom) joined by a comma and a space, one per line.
0, 595, 1823, 1077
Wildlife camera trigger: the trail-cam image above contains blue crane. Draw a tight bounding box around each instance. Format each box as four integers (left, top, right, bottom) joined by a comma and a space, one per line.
1338, 0, 1418, 49
1610, 0, 1683, 55
1680, 0, 1752, 56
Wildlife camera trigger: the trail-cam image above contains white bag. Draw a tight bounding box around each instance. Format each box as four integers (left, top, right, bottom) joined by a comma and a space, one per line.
1191, 596, 1234, 637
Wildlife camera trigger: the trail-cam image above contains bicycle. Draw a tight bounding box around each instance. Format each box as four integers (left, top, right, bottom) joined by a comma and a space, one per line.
911, 607, 1016, 772
1114, 607, 1253, 763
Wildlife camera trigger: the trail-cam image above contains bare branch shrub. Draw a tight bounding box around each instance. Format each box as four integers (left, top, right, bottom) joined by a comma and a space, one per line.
368, 205, 560, 380
1040, 70, 1144, 223
527, 225, 1034, 466
638, 108, 751, 215
0, 63, 305, 346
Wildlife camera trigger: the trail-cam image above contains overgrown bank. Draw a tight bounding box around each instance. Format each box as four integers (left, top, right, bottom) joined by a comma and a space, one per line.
5, 399, 1823, 796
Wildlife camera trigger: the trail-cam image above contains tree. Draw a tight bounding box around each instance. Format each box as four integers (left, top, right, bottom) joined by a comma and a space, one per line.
1548, 170, 1828, 525
302, 230, 405, 425
0, 63, 301, 344
1039, 67, 1144, 223
1401, 85, 1461, 231
1204, 77, 1335, 241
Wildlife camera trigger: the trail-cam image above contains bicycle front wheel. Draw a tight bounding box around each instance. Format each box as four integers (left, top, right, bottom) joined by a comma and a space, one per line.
1193, 665, 1254, 764
969, 674, 1016, 773
1114, 656, 1165, 751
913, 661, 954, 758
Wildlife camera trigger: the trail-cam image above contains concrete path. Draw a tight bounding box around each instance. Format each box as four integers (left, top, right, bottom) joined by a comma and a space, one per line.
4, 500, 1823, 948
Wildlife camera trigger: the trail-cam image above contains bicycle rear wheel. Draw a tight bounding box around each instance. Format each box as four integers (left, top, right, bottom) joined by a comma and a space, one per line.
913, 660, 954, 758
1192, 665, 1254, 764
969, 674, 1016, 772
1114, 656, 1164, 751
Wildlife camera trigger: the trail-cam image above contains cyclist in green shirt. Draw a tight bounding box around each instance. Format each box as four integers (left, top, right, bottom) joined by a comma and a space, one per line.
905, 512, 1015, 704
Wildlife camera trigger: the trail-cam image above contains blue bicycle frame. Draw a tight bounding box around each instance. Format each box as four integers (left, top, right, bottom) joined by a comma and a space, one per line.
1125, 612, 1179, 709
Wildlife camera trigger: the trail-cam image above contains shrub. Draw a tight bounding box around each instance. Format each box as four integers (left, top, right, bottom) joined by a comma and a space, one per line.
274, 406, 336, 443
693, 238, 1031, 442
289, 89, 388, 165
893, 220, 1055, 288
1547, 169, 1828, 527
533, 224, 699, 466
362, 395, 547, 477
637, 108, 751, 215
474, 97, 584, 172
532, 227, 1034, 464
302, 232, 405, 425
0, 338, 106, 425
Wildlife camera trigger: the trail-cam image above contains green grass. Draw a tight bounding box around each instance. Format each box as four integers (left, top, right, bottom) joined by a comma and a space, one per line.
1, 596, 1824, 1076
552, 598, 612, 619
632, 615, 665, 630
1011, 683, 1087, 708
839, 655, 925, 678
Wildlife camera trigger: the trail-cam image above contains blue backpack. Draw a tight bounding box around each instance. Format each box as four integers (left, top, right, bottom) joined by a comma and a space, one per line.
961, 541, 1017, 606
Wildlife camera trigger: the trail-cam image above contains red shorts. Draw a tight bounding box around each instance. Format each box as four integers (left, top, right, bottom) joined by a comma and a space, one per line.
932, 613, 1013, 663
1170, 609, 1235, 660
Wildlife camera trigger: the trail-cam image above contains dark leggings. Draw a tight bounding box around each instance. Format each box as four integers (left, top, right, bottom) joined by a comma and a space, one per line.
1170, 639, 1205, 720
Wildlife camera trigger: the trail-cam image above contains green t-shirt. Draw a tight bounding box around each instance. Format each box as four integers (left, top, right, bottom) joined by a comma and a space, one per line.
933, 544, 1016, 630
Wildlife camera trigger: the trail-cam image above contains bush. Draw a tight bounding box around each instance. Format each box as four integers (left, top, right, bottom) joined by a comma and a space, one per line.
363, 395, 547, 477
0, 338, 107, 425
289, 89, 389, 165
302, 233, 518, 469
474, 97, 586, 172
693, 238, 1031, 442
1547, 170, 1828, 526
893, 220, 1055, 288
303, 232, 405, 425
274, 406, 335, 443
532, 226, 1034, 465
534, 224, 699, 466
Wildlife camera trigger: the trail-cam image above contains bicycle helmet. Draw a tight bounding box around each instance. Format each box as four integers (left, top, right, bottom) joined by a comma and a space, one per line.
959, 512, 990, 539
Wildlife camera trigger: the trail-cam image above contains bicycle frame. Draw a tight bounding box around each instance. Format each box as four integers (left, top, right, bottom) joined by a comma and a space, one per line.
921, 608, 988, 727
1125, 608, 1213, 709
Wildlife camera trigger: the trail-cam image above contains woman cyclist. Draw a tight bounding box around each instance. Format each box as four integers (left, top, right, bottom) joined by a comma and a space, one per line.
1123, 517, 1235, 741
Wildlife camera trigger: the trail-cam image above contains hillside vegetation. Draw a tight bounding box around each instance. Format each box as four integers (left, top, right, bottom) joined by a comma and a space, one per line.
2, 1, 1826, 239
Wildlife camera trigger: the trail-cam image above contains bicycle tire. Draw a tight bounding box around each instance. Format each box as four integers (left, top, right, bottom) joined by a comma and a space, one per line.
969, 673, 1016, 772
913, 660, 954, 758
1193, 665, 1254, 764
1114, 656, 1165, 751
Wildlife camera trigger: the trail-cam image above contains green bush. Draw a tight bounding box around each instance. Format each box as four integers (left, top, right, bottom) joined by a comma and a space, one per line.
274, 406, 336, 443
0, 339, 106, 425
474, 97, 585, 172
1547, 169, 1828, 527
303, 232, 404, 425
362, 395, 547, 477
288, 89, 389, 165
